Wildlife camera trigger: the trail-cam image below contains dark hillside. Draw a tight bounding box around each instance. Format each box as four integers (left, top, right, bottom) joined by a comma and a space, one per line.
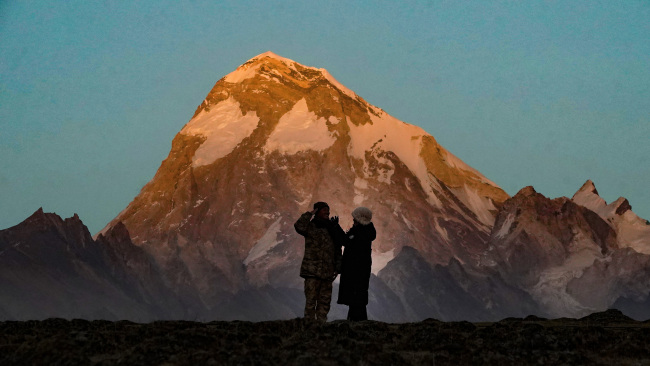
1, 310, 648, 365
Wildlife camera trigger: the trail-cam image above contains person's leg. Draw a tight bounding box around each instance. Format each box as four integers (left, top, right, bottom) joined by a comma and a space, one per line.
304, 278, 320, 321
315, 279, 333, 323
346, 306, 354, 321
347, 305, 359, 321
359, 305, 368, 321
347, 305, 368, 321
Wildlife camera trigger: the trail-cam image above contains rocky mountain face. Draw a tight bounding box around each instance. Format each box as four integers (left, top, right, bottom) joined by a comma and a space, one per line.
2, 52, 649, 322
375, 246, 541, 321
0, 209, 182, 321
485, 183, 650, 319
96, 51, 510, 320
572, 180, 650, 254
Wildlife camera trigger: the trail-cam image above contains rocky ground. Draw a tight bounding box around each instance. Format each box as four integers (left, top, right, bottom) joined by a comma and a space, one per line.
1, 309, 649, 365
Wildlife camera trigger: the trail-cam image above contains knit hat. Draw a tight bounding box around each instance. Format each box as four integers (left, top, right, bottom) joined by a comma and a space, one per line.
352, 207, 372, 225
313, 201, 329, 213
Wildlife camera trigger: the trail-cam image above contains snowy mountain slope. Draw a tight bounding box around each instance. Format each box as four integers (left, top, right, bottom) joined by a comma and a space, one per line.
483, 186, 618, 317
3, 52, 650, 322
572, 180, 650, 254
96, 51, 510, 319
485, 182, 650, 319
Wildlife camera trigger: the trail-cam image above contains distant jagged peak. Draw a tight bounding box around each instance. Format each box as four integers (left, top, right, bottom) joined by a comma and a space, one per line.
29, 207, 46, 220
572, 179, 607, 213
603, 196, 649, 254
571, 180, 631, 216
23, 207, 63, 228
514, 186, 538, 197
2, 208, 94, 248
577, 179, 599, 196
21, 208, 86, 231
611, 197, 632, 216
569, 181, 650, 254
64, 213, 83, 225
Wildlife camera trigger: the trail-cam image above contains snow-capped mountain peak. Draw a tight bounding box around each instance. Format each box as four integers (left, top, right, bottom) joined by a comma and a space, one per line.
100, 51, 512, 317
572, 180, 608, 214
4, 52, 650, 323
222, 51, 356, 99
572, 180, 650, 254
177, 52, 508, 224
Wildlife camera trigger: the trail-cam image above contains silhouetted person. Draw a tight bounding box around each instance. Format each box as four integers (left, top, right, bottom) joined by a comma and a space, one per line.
294, 202, 342, 323
337, 206, 376, 321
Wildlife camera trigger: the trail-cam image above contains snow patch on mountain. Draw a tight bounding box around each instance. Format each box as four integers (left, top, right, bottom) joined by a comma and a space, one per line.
352, 178, 369, 205
295, 196, 312, 209
354, 192, 366, 205
451, 184, 498, 226
319, 68, 357, 99
572, 181, 650, 254
616, 211, 650, 254
354, 178, 369, 189
181, 97, 259, 167
253, 213, 278, 220
224, 63, 263, 83
264, 99, 336, 154
494, 213, 515, 238
572, 181, 608, 214
402, 215, 418, 232
529, 247, 602, 317
434, 218, 450, 242
376, 155, 395, 184
372, 249, 395, 275
244, 217, 283, 265
347, 112, 442, 207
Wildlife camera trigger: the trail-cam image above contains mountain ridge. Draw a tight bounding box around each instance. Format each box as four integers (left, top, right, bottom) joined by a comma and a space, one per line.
1, 52, 649, 321
91, 51, 516, 319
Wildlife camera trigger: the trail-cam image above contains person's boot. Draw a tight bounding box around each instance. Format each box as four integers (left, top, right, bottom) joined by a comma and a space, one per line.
315, 312, 328, 324
303, 311, 317, 327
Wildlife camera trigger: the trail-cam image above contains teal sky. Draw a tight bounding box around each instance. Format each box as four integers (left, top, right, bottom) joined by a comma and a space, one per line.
1, 1, 649, 234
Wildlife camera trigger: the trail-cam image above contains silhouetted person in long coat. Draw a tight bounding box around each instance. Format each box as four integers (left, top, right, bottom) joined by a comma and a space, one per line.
337, 206, 376, 321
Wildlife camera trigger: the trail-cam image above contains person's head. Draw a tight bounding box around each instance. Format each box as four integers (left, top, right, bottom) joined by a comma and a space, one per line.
313, 202, 330, 220
351, 206, 372, 226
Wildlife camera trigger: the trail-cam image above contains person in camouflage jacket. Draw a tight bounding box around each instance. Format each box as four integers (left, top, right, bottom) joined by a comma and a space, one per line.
294, 201, 343, 323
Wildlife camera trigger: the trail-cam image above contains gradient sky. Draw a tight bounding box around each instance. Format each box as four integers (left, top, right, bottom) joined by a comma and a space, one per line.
1, 1, 649, 234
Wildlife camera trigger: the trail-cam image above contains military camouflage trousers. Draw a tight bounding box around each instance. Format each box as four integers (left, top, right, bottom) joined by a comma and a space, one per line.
304, 277, 333, 323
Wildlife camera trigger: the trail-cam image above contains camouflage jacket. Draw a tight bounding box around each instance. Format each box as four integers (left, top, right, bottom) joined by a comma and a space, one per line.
294, 212, 343, 281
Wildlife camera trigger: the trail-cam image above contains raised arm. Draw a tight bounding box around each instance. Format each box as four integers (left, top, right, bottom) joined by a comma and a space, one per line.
330, 219, 348, 247
294, 210, 316, 237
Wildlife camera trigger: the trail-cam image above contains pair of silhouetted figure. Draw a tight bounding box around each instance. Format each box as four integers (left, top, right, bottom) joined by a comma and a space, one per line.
294, 202, 376, 322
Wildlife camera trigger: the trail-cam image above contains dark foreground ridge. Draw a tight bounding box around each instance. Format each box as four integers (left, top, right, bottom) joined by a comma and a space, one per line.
1, 309, 649, 365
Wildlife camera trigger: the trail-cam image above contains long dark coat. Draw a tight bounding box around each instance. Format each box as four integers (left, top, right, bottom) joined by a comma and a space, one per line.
337, 222, 376, 306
